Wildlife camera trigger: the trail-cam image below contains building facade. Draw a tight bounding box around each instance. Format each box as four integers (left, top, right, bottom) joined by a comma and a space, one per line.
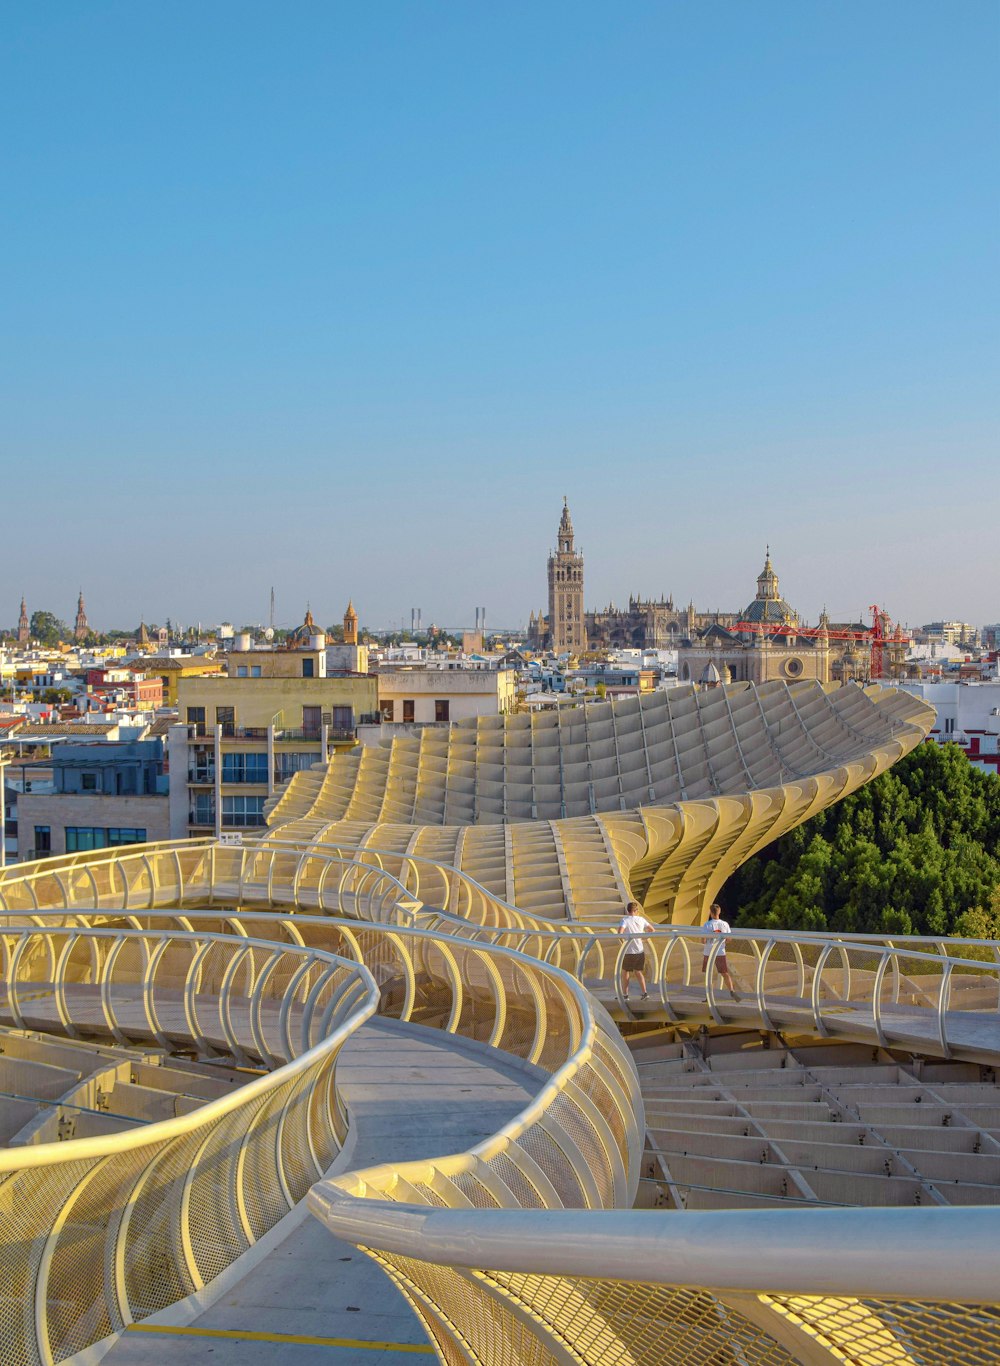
170, 644, 378, 837
890, 680, 1000, 775
16, 739, 170, 859
372, 664, 517, 733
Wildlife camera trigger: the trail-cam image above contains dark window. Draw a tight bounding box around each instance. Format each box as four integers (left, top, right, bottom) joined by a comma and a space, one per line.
302, 658, 315, 678
221, 795, 266, 827
380, 700, 394, 722
186, 707, 206, 724
190, 793, 215, 826
302, 706, 322, 737
402, 699, 415, 723
66, 827, 107, 852
107, 828, 146, 846
435, 700, 450, 723
34, 826, 51, 855
222, 752, 268, 783
81, 772, 98, 791
216, 706, 235, 737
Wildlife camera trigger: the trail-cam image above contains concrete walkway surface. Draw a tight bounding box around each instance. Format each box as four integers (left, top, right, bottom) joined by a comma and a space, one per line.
103, 1016, 542, 1364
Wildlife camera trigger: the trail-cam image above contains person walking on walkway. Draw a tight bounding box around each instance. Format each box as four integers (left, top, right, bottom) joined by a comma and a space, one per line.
702, 903, 741, 1000
617, 900, 654, 1000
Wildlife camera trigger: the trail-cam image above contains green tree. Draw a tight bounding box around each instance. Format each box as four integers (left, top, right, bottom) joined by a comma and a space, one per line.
719, 743, 1000, 937
28, 610, 68, 645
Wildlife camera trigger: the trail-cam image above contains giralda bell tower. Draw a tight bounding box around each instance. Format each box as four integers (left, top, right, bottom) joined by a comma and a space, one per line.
547, 498, 584, 654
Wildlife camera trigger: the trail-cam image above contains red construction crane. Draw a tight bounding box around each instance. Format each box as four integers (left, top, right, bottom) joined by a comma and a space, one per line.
725, 606, 908, 682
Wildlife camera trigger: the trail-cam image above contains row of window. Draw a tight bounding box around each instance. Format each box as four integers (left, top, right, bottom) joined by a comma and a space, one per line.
380, 700, 450, 723
189, 796, 267, 827
33, 826, 148, 854
190, 753, 317, 784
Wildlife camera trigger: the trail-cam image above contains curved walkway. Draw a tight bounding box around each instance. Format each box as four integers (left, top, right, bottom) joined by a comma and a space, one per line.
105, 1016, 541, 1364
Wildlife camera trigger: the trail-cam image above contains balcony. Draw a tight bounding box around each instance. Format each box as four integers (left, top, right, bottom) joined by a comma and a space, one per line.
187, 724, 269, 741
187, 768, 215, 784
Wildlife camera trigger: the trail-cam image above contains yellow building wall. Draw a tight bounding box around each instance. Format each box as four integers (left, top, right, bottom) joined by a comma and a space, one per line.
177, 674, 378, 731
156, 662, 226, 708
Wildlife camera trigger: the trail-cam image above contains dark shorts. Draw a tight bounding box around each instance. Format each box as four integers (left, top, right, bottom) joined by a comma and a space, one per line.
623, 952, 646, 971
702, 954, 728, 973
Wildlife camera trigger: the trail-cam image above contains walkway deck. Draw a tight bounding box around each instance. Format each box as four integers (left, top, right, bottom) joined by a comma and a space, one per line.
101, 1017, 542, 1364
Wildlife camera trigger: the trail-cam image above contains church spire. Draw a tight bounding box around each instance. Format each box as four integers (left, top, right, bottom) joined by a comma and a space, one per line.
74, 589, 90, 641
343, 599, 358, 646
558, 497, 575, 554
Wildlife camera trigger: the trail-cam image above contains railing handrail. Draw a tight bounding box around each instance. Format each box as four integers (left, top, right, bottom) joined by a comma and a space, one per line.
305, 1197, 1000, 1305
0, 926, 378, 1170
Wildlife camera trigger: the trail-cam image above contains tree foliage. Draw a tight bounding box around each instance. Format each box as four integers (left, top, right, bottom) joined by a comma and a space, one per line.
28, 610, 68, 644
718, 743, 1000, 937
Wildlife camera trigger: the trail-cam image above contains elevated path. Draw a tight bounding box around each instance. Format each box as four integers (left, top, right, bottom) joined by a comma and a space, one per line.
103, 1016, 540, 1363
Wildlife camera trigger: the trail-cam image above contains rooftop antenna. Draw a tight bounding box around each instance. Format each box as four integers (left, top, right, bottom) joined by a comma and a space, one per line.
269, 586, 275, 632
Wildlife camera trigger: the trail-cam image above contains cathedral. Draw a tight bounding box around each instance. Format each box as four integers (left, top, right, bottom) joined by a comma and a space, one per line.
527, 506, 905, 684
527, 501, 737, 653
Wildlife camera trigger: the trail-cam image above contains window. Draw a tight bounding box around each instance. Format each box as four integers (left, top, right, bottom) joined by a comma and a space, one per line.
302, 658, 315, 678
302, 706, 322, 737
216, 706, 235, 736
435, 700, 450, 723
222, 795, 266, 827
222, 752, 269, 783
66, 827, 106, 852
251, 665, 262, 678
237, 666, 248, 677
190, 792, 216, 826
81, 773, 98, 791
275, 752, 317, 781
107, 828, 146, 846
945, 717, 956, 734
402, 699, 415, 723
186, 706, 206, 724
380, 700, 394, 722
34, 826, 51, 855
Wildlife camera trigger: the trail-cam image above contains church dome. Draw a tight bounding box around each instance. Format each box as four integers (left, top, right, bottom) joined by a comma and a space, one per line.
742, 548, 798, 625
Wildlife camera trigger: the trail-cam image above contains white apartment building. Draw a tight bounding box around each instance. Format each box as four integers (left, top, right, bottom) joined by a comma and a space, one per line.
890, 680, 1000, 776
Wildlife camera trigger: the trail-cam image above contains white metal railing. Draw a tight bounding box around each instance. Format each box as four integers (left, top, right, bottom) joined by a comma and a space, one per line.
0, 916, 641, 1364
0, 926, 376, 1365
307, 1194, 1000, 1366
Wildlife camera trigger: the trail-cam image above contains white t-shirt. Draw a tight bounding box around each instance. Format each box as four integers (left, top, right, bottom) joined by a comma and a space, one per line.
702, 916, 731, 943
619, 913, 653, 955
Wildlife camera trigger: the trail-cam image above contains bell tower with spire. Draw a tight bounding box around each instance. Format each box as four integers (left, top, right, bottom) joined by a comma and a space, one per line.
547, 498, 585, 654
17, 597, 29, 644
74, 590, 90, 642
343, 600, 358, 646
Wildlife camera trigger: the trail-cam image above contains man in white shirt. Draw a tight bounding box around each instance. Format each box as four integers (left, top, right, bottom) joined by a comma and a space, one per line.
702, 903, 740, 999
617, 900, 654, 1000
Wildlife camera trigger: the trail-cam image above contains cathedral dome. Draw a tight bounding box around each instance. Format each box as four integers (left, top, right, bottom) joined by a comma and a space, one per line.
742, 548, 798, 625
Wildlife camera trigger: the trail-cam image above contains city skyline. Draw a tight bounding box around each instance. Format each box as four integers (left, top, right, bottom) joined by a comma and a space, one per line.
3, 4, 997, 626
4, 517, 997, 640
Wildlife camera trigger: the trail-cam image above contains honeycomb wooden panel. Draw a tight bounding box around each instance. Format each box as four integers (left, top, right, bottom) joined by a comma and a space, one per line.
266, 683, 933, 924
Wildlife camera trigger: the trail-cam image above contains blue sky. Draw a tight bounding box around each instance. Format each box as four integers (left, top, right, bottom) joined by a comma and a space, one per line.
3, 2, 997, 632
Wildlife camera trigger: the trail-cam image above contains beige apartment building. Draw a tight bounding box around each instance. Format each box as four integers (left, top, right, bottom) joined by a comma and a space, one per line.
374, 665, 516, 729
169, 643, 377, 837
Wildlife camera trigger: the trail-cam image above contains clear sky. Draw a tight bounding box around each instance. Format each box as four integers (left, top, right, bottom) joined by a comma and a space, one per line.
3, 2, 998, 633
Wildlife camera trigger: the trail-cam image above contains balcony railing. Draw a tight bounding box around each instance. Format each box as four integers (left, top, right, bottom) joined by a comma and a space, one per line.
188, 724, 269, 740
187, 769, 215, 784
221, 812, 267, 827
